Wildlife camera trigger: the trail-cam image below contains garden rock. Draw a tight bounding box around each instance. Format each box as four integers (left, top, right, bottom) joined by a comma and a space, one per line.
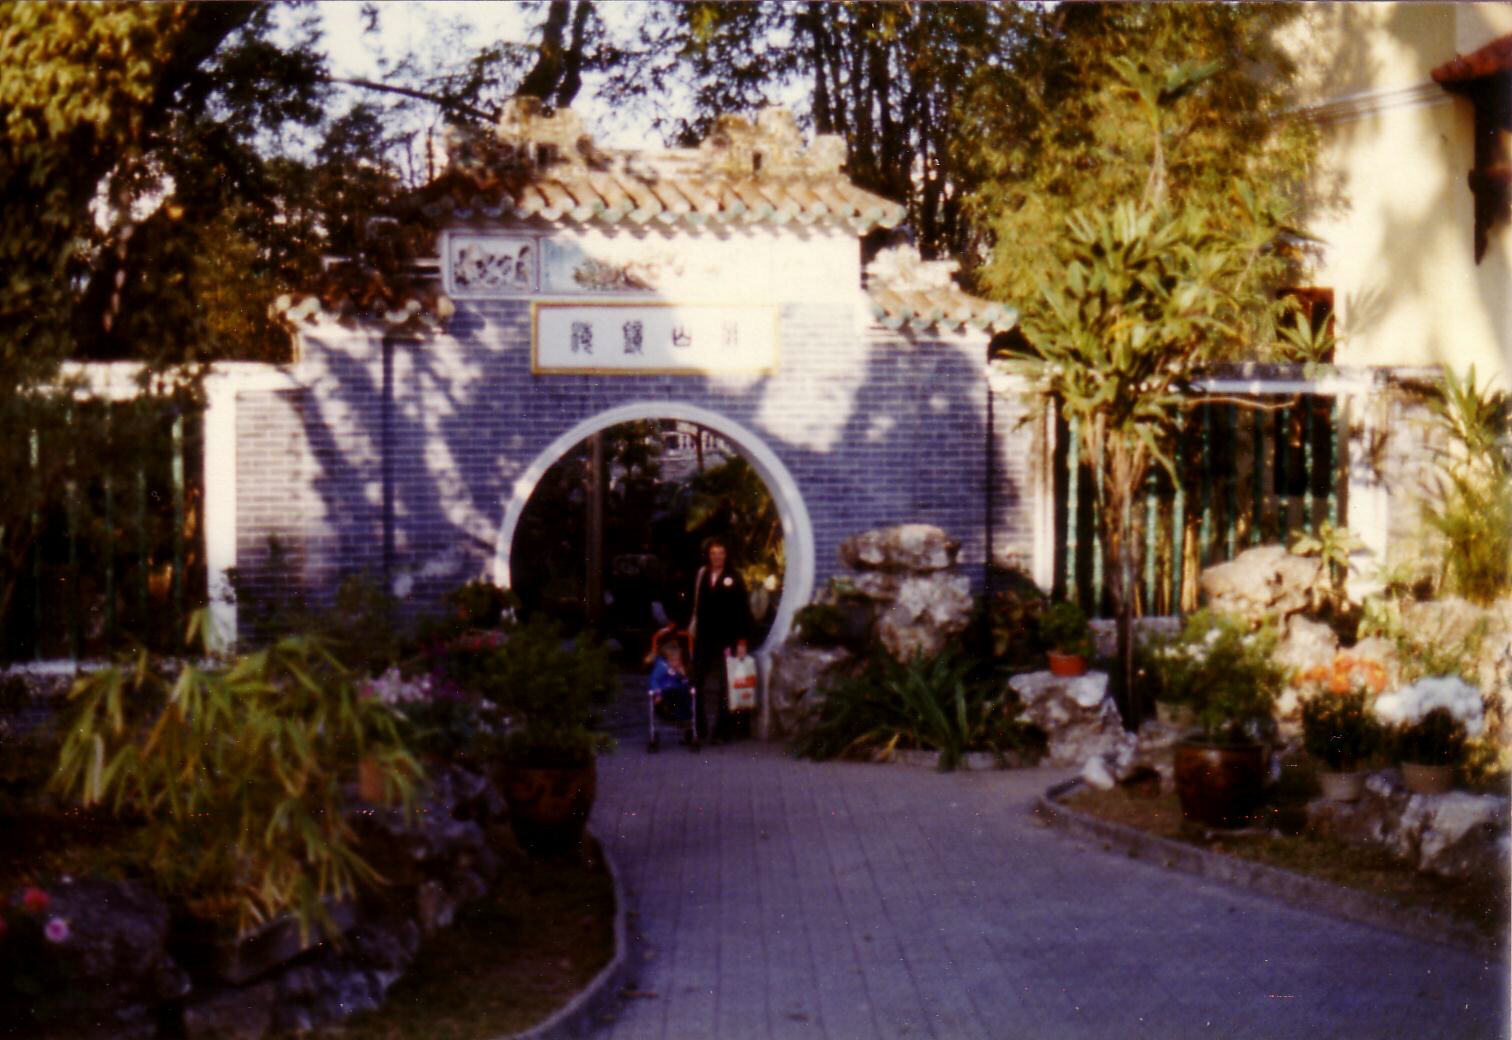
1274, 615, 1339, 678
1009, 671, 1124, 767
764, 644, 853, 738
1306, 778, 1511, 882
183, 981, 278, 1040
876, 572, 973, 660
1199, 545, 1324, 624
1401, 596, 1512, 705
47, 879, 191, 1019
838, 523, 959, 573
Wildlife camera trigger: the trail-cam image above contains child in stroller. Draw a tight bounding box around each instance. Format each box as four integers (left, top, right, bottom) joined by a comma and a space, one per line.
647, 626, 698, 751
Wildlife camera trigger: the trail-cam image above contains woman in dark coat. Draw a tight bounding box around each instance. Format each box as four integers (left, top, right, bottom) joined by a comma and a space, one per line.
690, 537, 752, 742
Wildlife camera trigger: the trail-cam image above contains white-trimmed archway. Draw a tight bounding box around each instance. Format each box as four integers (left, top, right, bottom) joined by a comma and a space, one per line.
493, 401, 815, 652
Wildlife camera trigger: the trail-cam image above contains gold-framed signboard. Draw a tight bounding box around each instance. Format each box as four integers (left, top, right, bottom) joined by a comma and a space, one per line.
532, 302, 778, 376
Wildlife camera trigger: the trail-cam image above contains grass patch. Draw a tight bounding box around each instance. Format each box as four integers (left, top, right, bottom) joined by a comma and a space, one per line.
1065, 786, 1510, 942
296, 827, 615, 1040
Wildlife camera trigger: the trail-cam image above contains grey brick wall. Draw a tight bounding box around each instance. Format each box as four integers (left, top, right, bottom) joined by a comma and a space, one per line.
232, 297, 1043, 629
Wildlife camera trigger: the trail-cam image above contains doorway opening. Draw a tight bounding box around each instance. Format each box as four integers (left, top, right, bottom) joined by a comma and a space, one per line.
496, 403, 814, 658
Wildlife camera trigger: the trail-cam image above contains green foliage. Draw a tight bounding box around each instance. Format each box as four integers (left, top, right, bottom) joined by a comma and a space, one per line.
1039, 601, 1091, 657
446, 580, 518, 630
1300, 691, 1381, 771
795, 649, 1042, 772
978, 8, 1320, 721
50, 611, 422, 940
1420, 365, 1512, 605
609, 2, 1026, 258
1140, 610, 1284, 745
493, 617, 617, 769
1392, 708, 1468, 768
1290, 521, 1366, 607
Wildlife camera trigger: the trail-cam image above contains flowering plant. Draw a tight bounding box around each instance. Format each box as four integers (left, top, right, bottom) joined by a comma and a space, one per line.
1300, 691, 1381, 771
1140, 610, 1285, 745
1294, 653, 1389, 700
1, 884, 74, 1026
1373, 676, 1485, 737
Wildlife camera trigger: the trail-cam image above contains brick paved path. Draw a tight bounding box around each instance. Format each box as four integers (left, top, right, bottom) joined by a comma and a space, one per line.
589, 736, 1508, 1040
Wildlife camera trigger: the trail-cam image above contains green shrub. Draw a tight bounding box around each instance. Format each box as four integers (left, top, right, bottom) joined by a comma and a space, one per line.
493, 617, 617, 768
1393, 707, 1467, 767
1300, 691, 1381, 771
51, 612, 422, 940
1039, 601, 1092, 657
1141, 610, 1284, 745
1420, 365, 1512, 605
795, 649, 1043, 771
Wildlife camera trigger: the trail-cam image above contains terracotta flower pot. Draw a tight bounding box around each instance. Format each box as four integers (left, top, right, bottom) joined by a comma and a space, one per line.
1047, 651, 1088, 677
1317, 769, 1366, 802
1400, 762, 1454, 795
501, 760, 597, 856
1173, 742, 1266, 829
357, 757, 389, 804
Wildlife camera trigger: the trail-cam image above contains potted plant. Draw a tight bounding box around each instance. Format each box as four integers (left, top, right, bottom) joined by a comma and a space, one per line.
490, 617, 617, 856
1392, 707, 1466, 795
1040, 601, 1092, 677
1146, 610, 1284, 828
1300, 690, 1381, 801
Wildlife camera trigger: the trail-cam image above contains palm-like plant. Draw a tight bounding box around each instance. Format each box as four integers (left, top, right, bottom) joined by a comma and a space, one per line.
996, 57, 1318, 728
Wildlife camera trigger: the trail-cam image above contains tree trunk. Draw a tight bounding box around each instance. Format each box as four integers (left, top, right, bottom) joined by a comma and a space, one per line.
1101, 437, 1149, 731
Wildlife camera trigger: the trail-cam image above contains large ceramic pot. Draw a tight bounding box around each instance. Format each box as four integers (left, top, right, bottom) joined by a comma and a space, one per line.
1400, 762, 1454, 795
1173, 741, 1267, 829
501, 760, 597, 856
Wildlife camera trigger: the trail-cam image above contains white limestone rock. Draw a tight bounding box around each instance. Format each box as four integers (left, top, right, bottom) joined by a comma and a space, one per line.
1010, 670, 1125, 767
1199, 544, 1325, 624
876, 572, 972, 660
838, 523, 960, 573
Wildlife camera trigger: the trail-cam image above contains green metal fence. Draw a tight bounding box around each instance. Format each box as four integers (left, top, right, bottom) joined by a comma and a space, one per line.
0, 396, 205, 662
1052, 393, 1347, 616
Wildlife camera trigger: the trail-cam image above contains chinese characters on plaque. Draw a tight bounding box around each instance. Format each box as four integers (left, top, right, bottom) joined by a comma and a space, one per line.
534, 305, 777, 374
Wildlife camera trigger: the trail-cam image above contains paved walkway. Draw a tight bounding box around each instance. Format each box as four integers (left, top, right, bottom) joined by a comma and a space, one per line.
589, 732, 1508, 1040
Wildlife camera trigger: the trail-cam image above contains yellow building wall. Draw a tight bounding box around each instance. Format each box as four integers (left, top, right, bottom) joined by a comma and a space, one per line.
1287, 3, 1512, 387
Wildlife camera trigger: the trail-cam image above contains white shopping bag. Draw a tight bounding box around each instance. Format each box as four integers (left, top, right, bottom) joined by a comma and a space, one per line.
725, 653, 758, 712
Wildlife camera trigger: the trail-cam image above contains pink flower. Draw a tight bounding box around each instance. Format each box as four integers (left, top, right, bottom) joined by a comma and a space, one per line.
21, 887, 48, 914
44, 917, 70, 943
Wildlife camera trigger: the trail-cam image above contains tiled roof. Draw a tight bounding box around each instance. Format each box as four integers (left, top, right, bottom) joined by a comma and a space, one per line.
1432, 32, 1512, 85
273, 104, 1011, 337
865, 247, 1018, 334
428, 103, 907, 234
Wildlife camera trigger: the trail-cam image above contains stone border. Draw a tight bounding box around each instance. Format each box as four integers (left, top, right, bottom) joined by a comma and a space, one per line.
497, 829, 636, 1040
1034, 779, 1506, 959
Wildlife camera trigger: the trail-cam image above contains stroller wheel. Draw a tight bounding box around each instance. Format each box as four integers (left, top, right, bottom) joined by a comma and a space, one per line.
648, 734, 660, 752
688, 739, 701, 752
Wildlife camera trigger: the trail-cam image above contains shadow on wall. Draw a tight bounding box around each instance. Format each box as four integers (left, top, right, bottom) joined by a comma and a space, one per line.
264, 278, 1010, 641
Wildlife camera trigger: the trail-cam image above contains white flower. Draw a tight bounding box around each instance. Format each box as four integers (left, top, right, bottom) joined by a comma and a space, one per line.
44, 917, 70, 944
1373, 676, 1485, 736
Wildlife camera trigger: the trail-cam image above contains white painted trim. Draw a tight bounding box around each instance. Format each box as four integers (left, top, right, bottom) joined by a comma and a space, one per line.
492, 401, 815, 653
202, 377, 239, 652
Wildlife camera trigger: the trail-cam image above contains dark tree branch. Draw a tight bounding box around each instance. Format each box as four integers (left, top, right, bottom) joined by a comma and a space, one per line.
325, 76, 497, 123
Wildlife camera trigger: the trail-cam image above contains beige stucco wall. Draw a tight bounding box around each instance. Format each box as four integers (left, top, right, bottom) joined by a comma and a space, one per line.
1286, 3, 1512, 387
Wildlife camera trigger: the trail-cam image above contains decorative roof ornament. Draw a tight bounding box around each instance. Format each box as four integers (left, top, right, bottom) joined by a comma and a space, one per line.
864, 244, 1017, 334
697, 107, 847, 179
865, 244, 960, 292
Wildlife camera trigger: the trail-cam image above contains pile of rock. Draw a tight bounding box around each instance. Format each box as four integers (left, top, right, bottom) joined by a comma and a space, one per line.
764, 524, 973, 739
1198, 544, 1325, 625
27, 764, 506, 1040
1306, 772, 1510, 882
1007, 671, 1125, 769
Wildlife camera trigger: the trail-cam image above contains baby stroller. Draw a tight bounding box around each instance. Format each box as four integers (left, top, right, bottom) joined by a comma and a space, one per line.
645, 625, 699, 752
